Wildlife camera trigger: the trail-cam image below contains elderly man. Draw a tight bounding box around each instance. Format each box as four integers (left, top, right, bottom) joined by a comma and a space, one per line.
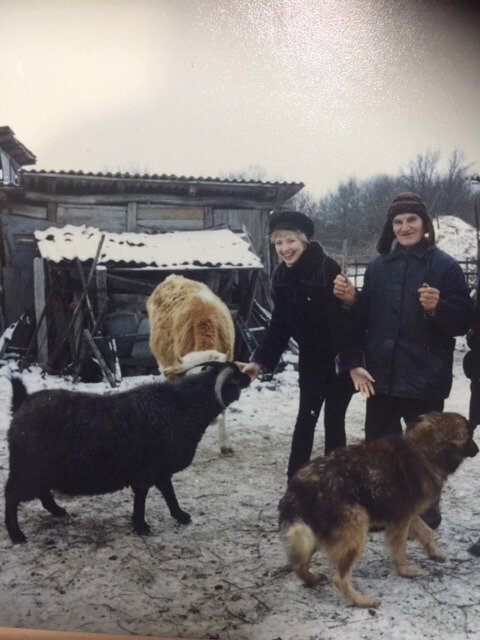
334, 192, 474, 528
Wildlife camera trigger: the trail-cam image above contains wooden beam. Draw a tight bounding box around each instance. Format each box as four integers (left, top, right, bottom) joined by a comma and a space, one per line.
33, 257, 48, 367
23, 191, 287, 209
137, 205, 203, 220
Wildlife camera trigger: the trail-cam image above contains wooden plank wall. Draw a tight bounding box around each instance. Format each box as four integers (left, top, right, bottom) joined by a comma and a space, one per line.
8, 204, 206, 233
137, 205, 204, 231
8, 204, 47, 219
0, 205, 272, 326
4, 203, 269, 268
57, 205, 127, 232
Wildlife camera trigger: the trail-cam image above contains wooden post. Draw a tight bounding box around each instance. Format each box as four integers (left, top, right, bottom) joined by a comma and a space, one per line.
238, 270, 258, 323
46, 202, 57, 221
76, 259, 96, 327
71, 291, 85, 360
33, 257, 48, 367
127, 202, 137, 231
206, 272, 221, 294
94, 265, 108, 334
47, 235, 105, 368
204, 206, 214, 228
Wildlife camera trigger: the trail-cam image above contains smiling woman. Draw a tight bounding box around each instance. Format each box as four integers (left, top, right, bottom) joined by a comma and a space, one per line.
243, 209, 372, 479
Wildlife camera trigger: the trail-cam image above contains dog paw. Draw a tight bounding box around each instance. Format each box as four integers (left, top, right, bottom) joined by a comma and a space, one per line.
396, 563, 419, 577
302, 572, 323, 587
220, 446, 235, 457
355, 596, 381, 608
429, 549, 446, 562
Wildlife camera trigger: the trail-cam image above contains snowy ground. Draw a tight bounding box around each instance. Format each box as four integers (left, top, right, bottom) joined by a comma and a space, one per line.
0, 344, 479, 640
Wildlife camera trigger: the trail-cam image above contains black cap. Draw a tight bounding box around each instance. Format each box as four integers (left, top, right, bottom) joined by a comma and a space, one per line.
268, 210, 315, 239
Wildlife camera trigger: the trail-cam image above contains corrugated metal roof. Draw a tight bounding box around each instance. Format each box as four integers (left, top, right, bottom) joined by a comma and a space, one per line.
0, 127, 36, 166
24, 168, 302, 186
21, 169, 303, 203
34, 225, 263, 270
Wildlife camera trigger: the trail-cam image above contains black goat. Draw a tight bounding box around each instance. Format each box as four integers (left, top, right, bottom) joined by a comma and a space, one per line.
5, 361, 250, 543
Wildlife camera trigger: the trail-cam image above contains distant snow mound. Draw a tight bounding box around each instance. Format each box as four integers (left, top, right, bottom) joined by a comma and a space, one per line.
435, 215, 477, 261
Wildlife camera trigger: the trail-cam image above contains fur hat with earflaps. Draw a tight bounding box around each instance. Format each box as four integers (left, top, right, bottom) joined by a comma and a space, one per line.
377, 192, 435, 254
387, 192, 429, 222
268, 210, 315, 240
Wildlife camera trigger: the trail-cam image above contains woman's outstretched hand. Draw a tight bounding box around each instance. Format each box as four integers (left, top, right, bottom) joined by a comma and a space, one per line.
350, 367, 375, 397
242, 362, 263, 381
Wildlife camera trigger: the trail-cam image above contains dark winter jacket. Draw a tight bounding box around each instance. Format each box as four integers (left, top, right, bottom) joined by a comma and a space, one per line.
463, 293, 480, 377
251, 242, 363, 384
353, 240, 474, 400
463, 290, 480, 427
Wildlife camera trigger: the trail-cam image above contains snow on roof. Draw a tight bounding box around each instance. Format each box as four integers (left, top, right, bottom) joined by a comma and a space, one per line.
435, 215, 477, 261
34, 225, 263, 270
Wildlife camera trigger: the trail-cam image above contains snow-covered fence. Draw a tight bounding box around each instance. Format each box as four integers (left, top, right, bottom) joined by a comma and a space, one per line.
346, 263, 367, 290
348, 259, 477, 291
458, 259, 478, 290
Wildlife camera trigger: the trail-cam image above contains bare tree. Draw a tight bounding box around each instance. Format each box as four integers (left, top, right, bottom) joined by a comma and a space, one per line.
290, 189, 319, 218
438, 149, 474, 218
398, 149, 441, 208
221, 164, 272, 182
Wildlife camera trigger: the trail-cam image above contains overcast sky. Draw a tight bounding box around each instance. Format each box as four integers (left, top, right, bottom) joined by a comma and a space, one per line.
2, 0, 479, 196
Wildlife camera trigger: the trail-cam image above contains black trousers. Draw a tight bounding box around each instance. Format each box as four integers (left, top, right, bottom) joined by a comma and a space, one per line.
469, 378, 480, 428
287, 373, 355, 479
365, 393, 445, 441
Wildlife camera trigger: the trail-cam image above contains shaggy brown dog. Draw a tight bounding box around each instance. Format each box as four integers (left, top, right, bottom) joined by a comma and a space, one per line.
278, 412, 478, 608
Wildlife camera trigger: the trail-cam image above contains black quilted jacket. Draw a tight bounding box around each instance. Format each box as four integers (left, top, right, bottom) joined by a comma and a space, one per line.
251, 242, 363, 381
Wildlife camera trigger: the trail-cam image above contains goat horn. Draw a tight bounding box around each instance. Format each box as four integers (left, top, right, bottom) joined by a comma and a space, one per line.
214, 366, 233, 410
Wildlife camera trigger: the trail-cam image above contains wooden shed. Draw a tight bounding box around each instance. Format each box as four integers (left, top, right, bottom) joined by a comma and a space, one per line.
29, 224, 265, 381
0, 127, 303, 330
0, 127, 303, 376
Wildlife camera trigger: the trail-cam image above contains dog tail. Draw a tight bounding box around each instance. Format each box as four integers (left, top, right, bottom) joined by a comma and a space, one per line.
281, 520, 319, 586
282, 520, 316, 561
11, 375, 28, 413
